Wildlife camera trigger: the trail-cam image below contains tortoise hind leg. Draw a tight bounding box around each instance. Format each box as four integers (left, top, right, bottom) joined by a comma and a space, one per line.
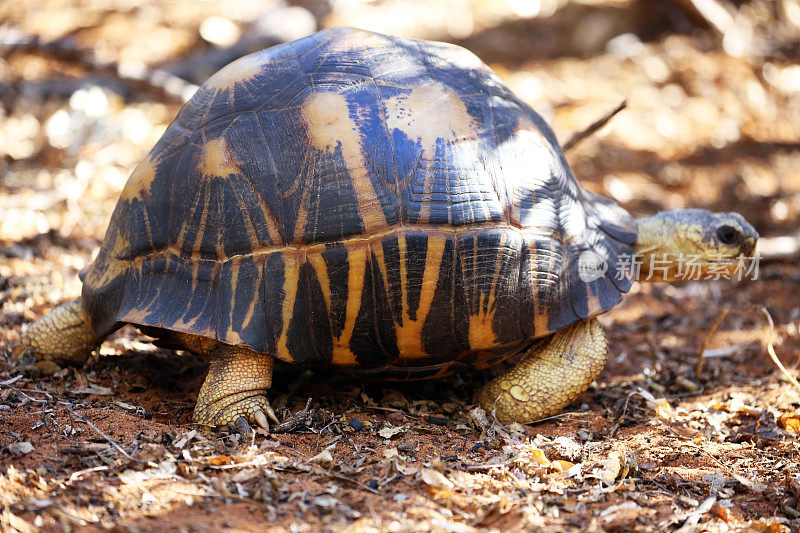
193, 344, 279, 431
474, 318, 608, 424
20, 298, 101, 366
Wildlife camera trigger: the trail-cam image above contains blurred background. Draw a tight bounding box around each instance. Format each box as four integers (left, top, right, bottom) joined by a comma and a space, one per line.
0, 0, 799, 323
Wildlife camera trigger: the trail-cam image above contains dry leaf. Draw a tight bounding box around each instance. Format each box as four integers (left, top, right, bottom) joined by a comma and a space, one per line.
553, 460, 575, 472
548, 436, 583, 462
231, 468, 260, 483
204, 455, 233, 466
173, 430, 197, 449
308, 449, 335, 467
396, 463, 420, 476
420, 468, 455, 490
378, 426, 405, 439
600, 452, 622, 486
637, 388, 673, 418
529, 448, 550, 466
563, 462, 583, 478
311, 495, 339, 508
778, 412, 800, 433
383, 447, 399, 459
70, 384, 113, 396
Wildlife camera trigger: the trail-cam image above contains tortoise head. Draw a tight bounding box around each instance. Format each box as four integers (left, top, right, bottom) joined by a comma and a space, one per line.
633, 209, 758, 282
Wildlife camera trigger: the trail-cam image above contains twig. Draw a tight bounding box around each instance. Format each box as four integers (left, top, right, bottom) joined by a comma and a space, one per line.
67, 465, 110, 484
562, 100, 626, 152
609, 389, 642, 439
324, 472, 380, 494
0, 375, 23, 386
41, 399, 54, 433
696, 305, 800, 393
60, 403, 143, 463
676, 494, 717, 532
169, 487, 261, 505
0, 383, 49, 403
465, 462, 505, 472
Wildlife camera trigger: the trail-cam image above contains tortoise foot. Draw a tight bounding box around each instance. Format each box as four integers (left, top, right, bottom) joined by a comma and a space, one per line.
195, 391, 278, 431
192, 344, 278, 430
20, 298, 100, 366
474, 318, 608, 424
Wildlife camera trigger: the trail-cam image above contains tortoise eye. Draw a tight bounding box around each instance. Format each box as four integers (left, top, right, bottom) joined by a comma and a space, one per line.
716, 225, 740, 245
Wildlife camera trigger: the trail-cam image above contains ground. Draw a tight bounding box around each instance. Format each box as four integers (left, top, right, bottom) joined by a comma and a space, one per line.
2, 0, 800, 531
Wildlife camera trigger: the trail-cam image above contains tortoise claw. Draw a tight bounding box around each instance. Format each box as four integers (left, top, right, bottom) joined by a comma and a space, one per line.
233, 416, 253, 437
254, 409, 269, 430
193, 347, 276, 431
265, 404, 279, 424
194, 393, 276, 431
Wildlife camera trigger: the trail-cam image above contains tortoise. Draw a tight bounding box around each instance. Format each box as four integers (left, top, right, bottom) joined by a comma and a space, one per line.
21, 27, 758, 430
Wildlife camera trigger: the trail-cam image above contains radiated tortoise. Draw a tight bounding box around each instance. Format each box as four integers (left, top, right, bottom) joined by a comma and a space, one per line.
21, 27, 758, 430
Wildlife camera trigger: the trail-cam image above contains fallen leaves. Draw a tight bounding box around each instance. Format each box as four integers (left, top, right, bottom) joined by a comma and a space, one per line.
378, 425, 406, 439
600, 452, 622, 486
420, 468, 455, 490
307, 446, 335, 467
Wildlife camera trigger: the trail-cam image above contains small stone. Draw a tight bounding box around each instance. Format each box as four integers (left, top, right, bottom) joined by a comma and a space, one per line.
676, 375, 699, 392
387, 411, 404, 424
8, 441, 34, 455
348, 418, 365, 431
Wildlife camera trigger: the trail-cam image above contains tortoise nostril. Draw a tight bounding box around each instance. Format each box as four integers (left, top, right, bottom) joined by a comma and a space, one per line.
717, 225, 740, 245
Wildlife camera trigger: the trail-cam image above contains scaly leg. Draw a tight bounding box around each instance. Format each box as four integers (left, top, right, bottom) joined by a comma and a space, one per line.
193, 343, 279, 431
20, 298, 100, 365
474, 318, 608, 424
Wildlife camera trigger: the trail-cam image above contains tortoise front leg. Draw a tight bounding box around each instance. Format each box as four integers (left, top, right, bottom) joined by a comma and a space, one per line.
20, 298, 101, 366
474, 318, 608, 424
193, 344, 279, 431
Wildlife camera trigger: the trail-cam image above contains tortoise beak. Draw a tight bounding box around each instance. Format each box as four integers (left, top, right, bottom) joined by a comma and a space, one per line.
738, 218, 758, 257
741, 235, 757, 256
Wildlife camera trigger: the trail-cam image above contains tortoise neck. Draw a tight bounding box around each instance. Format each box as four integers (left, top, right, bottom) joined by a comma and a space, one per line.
633, 213, 685, 282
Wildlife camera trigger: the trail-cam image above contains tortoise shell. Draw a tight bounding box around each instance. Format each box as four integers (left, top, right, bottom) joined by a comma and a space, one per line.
82, 27, 636, 375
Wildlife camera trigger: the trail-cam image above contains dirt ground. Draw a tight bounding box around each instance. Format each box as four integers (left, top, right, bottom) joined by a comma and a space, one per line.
2, 0, 800, 531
